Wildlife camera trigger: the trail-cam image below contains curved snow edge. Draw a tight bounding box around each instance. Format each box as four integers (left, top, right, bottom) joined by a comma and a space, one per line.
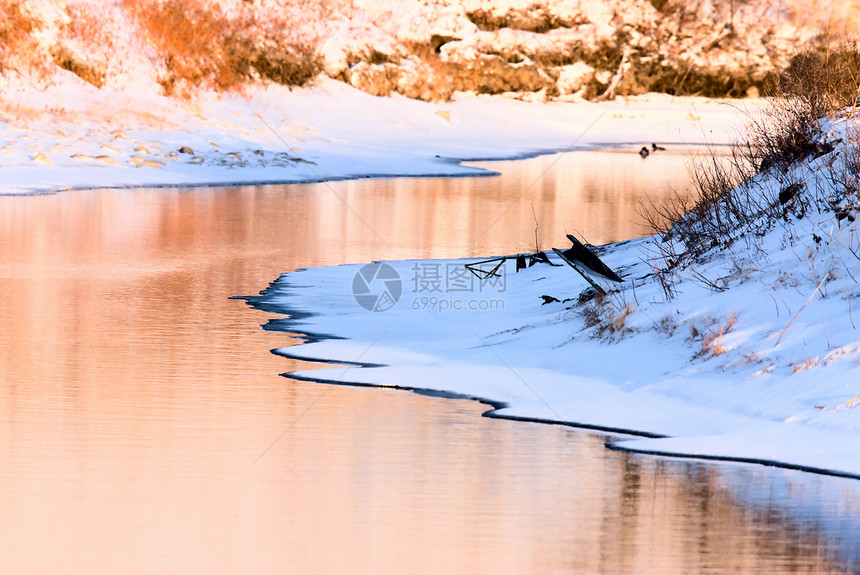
605, 443, 860, 481
273, 345, 860, 481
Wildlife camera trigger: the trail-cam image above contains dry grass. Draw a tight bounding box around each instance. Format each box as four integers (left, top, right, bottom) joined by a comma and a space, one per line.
791, 357, 820, 373
123, 0, 322, 95
50, 2, 121, 87
583, 297, 635, 340
691, 312, 738, 357
0, 0, 40, 73
0, 0, 323, 93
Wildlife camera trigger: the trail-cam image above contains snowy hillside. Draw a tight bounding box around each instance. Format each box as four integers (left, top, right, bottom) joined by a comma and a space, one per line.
0, 0, 856, 103
246, 97, 860, 479
3, 0, 854, 194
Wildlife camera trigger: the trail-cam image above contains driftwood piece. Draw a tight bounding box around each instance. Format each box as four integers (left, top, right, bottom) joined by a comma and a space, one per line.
465, 257, 506, 280
553, 248, 607, 295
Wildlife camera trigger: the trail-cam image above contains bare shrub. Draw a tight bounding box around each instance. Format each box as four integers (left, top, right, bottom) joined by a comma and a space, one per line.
246, 43, 321, 87
778, 43, 860, 118
737, 98, 823, 177
645, 148, 757, 255
640, 150, 764, 300
738, 42, 860, 176
656, 314, 678, 337
642, 41, 860, 301
827, 126, 860, 200
123, 0, 322, 95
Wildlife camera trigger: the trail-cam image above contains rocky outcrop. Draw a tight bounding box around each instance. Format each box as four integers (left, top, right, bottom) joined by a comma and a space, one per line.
331, 0, 828, 102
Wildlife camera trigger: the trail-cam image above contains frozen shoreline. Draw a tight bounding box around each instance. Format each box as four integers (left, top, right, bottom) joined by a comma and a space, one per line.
1, 77, 747, 195
285, 358, 860, 481
246, 242, 860, 481
241, 97, 860, 479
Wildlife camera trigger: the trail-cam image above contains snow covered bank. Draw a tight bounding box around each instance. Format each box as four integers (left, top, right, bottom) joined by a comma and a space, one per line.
0, 76, 750, 195
247, 112, 860, 480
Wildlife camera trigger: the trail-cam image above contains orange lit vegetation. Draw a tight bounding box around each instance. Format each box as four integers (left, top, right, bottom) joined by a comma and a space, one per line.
121, 0, 323, 96
0, 0, 40, 73
791, 357, 819, 373
690, 312, 738, 358
49, 2, 117, 88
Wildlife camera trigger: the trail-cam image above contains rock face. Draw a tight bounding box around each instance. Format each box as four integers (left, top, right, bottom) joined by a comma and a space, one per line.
329, 0, 831, 102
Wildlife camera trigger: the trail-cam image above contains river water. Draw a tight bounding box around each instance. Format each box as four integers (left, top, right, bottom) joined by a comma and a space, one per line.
1, 151, 859, 574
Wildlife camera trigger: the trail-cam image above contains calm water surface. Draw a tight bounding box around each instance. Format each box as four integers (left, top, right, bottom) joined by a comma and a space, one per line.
1, 151, 860, 574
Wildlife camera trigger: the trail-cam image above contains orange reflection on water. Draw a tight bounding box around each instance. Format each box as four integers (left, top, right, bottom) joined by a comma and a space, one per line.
0, 151, 856, 574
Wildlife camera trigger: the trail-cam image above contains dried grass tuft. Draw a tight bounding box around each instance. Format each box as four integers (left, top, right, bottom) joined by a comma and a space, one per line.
122, 0, 322, 96
583, 297, 635, 340
692, 312, 738, 357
